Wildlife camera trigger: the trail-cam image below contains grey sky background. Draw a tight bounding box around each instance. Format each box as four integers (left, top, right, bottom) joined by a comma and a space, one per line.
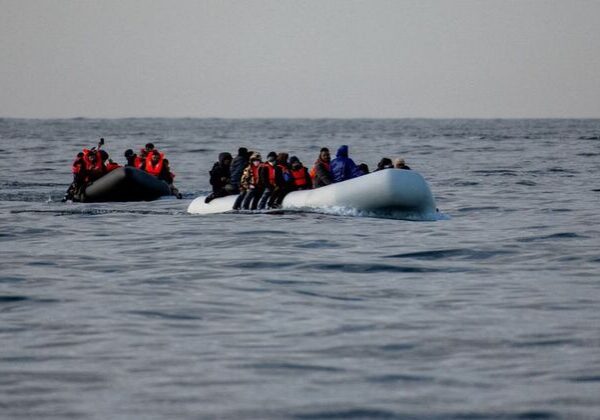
1, 0, 599, 118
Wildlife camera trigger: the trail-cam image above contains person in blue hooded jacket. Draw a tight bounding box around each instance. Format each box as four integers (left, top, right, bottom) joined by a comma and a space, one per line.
330, 145, 364, 183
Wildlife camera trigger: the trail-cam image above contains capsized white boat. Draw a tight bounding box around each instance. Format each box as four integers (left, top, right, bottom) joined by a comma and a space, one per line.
187, 169, 438, 220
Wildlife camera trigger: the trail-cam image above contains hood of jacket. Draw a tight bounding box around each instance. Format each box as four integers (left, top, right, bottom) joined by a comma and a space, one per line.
336, 145, 349, 158
218, 152, 233, 166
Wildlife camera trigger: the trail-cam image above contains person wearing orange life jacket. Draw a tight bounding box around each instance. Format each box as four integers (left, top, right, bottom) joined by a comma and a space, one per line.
124, 149, 144, 168
82, 148, 106, 183
144, 149, 165, 176
270, 152, 294, 207
233, 152, 262, 210
62, 152, 87, 201
257, 151, 285, 209
310, 147, 332, 188
100, 150, 120, 172
289, 156, 312, 191
139, 142, 155, 162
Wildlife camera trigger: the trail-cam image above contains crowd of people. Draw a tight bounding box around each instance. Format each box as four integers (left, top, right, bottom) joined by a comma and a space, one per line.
64, 140, 410, 207
63, 139, 182, 201
205, 145, 411, 210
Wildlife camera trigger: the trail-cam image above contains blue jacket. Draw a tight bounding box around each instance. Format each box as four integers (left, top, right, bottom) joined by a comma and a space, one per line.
330, 145, 363, 183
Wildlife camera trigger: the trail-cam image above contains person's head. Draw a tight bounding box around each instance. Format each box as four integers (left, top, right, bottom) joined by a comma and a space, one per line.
319, 147, 330, 162
250, 152, 262, 166
77, 152, 84, 158
151, 150, 161, 163
100, 150, 109, 162
238, 147, 248, 157
276, 152, 289, 165
394, 157, 406, 168
266, 151, 277, 164
145, 143, 155, 152
377, 157, 393, 170
87, 151, 97, 162
289, 156, 301, 168
358, 163, 369, 174
124, 149, 135, 159
218, 152, 233, 166
163, 158, 170, 168
336, 145, 349, 158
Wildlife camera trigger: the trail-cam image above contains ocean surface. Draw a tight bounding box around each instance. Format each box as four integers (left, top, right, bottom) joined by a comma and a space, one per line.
1, 118, 599, 419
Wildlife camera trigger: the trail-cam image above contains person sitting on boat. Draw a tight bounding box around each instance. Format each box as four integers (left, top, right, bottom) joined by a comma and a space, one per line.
257, 151, 285, 209
230, 147, 250, 194
205, 152, 234, 203
375, 157, 393, 171
139, 143, 155, 162
233, 152, 262, 210
161, 159, 183, 199
124, 149, 143, 168
358, 163, 370, 175
270, 152, 293, 207
83, 147, 106, 183
310, 147, 332, 188
144, 149, 166, 177
62, 152, 88, 201
330, 145, 363, 183
394, 157, 411, 170
289, 156, 312, 191
100, 150, 120, 172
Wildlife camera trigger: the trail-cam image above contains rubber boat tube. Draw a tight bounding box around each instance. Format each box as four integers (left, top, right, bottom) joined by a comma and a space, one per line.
187, 169, 438, 220
75, 167, 172, 202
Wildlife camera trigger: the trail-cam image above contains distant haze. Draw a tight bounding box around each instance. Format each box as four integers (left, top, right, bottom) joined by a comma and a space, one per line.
1, 0, 599, 118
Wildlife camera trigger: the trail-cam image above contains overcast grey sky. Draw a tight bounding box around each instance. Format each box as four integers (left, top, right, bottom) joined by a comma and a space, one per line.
1, 0, 599, 118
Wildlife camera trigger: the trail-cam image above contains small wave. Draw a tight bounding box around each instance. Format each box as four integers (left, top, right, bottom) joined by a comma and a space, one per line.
10, 208, 181, 216
517, 232, 586, 242
294, 408, 401, 419
472, 169, 519, 176
242, 362, 344, 373
127, 310, 203, 321
301, 262, 449, 273
384, 248, 513, 261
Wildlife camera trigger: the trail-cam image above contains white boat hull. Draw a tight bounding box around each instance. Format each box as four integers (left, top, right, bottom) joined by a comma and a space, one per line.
187, 169, 437, 220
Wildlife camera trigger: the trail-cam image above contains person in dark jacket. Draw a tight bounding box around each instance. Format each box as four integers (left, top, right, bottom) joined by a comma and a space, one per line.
358, 163, 370, 175
330, 145, 363, 183
160, 159, 183, 199
205, 152, 233, 203
257, 151, 285, 209
310, 147, 332, 188
375, 157, 393, 171
289, 156, 312, 191
230, 147, 249, 193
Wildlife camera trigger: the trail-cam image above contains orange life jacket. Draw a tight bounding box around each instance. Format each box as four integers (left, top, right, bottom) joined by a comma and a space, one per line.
291, 167, 309, 187
134, 156, 144, 169
105, 161, 121, 172
251, 165, 260, 186
71, 157, 85, 174
82, 149, 105, 181
145, 153, 164, 176
309, 160, 330, 179
261, 162, 276, 185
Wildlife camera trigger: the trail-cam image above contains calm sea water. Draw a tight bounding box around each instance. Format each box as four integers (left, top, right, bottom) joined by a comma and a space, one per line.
1, 118, 599, 419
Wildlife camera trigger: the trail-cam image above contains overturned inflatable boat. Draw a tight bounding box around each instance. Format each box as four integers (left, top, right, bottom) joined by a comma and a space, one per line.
188, 169, 438, 220
72, 167, 172, 202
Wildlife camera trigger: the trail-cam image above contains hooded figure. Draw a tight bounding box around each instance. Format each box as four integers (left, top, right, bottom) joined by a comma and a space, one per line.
205, 152, 234, 203
230, 147, 249, 192
330, 145, 363, 183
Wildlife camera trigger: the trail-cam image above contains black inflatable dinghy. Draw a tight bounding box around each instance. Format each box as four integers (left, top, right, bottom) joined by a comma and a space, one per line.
73, 167, 171, 202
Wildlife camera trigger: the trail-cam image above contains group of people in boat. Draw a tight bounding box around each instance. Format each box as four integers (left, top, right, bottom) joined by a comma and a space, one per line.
205, 144, 411, 210
63, 139, 182, 201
